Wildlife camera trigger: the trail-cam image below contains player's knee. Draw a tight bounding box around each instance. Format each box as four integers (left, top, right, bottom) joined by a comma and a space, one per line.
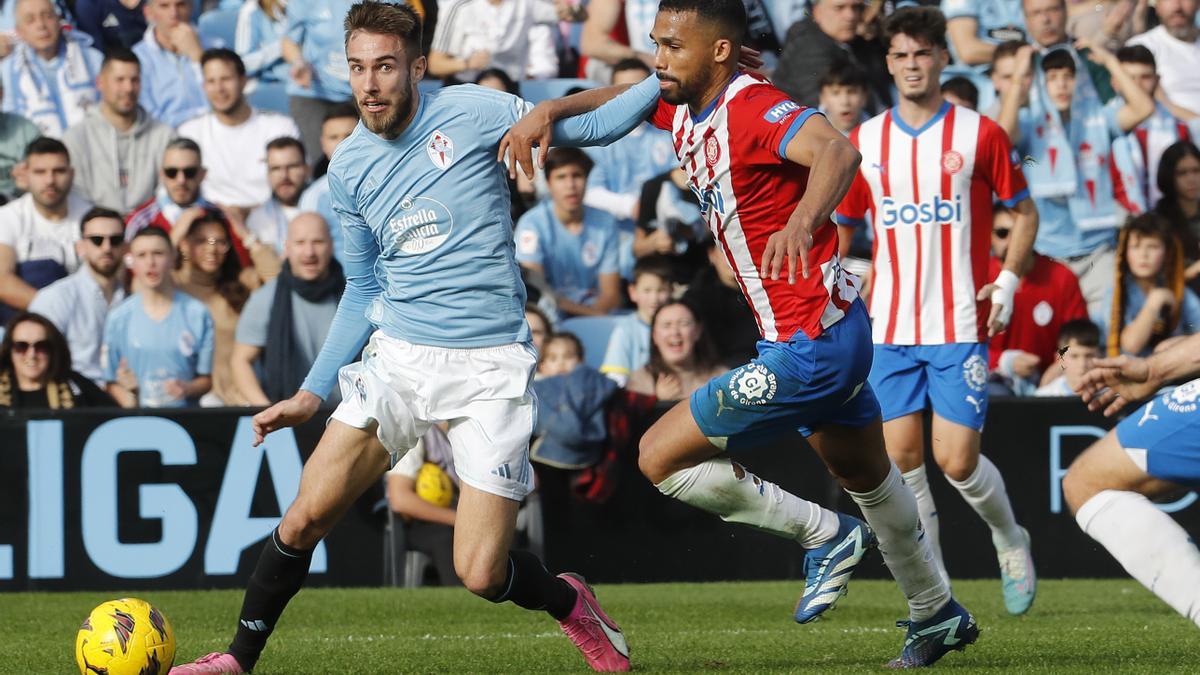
278, 503, 334, 550
936, 452, 978, 483
455, 559, 506, 599
1062, 462, 1099, 515
637, 431, 669, 485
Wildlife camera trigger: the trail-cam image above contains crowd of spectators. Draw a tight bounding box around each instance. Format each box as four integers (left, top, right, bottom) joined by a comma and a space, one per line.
1, 0, 1199, 571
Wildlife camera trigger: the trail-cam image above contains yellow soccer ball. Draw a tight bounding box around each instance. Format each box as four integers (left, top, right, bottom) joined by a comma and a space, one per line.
75, 598, 175, 675
415, 462, 455, 508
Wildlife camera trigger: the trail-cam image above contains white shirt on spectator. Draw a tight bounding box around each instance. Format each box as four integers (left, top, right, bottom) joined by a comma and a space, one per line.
1128, 25, 1200, 114
245, 197, 300, 253
177, 108, 300, 209
0, 192, 92, 273
431, 0, 560, 81
29, 265, 126, 385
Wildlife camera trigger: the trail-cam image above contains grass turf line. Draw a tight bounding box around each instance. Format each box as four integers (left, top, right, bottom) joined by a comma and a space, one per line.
6, 579, 1199, 674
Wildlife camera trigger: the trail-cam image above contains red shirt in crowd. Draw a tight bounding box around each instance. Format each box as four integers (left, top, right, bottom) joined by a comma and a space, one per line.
987, 253, 1088, 372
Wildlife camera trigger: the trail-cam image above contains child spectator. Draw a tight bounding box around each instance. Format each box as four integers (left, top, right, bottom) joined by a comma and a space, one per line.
539, 332, 584, 378
1034, 318, 1101, 397
516, 148, 622, 318
1108, 45, 1198, 212
102, 226, 213, 408
818, 61, 870, 135
998, 41, 1156, 313
942, 75, 980, 111
626, 300, 725, 402
600, 255, 672, 386
1094, 212, 1200, 357
988, 204, 1089, 394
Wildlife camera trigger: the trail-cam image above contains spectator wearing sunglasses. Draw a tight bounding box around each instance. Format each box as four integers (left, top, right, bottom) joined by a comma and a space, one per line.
61, 48, 175, 214
0, 311, 115, 409
987, 203, 1089, 395
28, 207, 127, 386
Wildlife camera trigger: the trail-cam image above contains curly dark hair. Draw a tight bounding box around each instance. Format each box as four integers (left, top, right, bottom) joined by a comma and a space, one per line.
0, 312, 72, 385
179, 209, 251, 313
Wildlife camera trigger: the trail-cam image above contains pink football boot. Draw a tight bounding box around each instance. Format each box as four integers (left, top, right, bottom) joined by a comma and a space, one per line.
556, 573, 631, 672
169, 652, 245, 674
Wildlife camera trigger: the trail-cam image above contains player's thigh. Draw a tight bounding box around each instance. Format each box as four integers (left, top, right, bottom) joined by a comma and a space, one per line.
281, 419, 391, 548
638, 398, 723, 484
1062, 430, 1179, 513
452, 483, 521, 594
808, 417, 892, 493
930, 412, 981, 481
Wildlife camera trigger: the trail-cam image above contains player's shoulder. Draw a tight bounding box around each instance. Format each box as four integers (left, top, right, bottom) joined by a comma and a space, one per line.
430, 82, 523, 113
728, 72, 807, 117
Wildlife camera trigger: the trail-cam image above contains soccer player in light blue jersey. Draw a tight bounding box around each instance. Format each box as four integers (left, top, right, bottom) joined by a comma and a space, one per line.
170, 3, 655, 673
1067, 332, 1200, 630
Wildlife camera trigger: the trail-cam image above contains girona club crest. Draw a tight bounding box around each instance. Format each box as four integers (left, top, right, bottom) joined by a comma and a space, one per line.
942, 150, 964, 175
705, 136, 721, 167
426, 130, 454, 170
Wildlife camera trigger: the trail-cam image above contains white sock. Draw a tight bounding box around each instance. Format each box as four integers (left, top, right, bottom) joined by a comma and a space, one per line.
946, 455, 1025, 551
847, 463, 950, 622
656, 457, 840, 549
902, 465, 948, 583
1077, 490, 1200, 627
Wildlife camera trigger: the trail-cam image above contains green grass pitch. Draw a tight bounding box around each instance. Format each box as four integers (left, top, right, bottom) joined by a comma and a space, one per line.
7, 579, 1199, 673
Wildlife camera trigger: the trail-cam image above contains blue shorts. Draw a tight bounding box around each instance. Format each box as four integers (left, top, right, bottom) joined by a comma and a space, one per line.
869, 343, 990, 432
1115, 379, 1200, 487
690, 300, 880, 449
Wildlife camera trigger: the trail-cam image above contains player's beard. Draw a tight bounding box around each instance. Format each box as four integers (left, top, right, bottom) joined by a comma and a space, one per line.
359, 80, 415, 140
659, 62, 714, 107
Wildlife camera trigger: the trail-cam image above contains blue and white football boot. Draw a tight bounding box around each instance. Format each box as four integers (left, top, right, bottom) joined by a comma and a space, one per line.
794, 513, 876, 623
887, 597, 980, 668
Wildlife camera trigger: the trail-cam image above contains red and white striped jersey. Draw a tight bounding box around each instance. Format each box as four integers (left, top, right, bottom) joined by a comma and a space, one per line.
834, 103, 1028, 345
649, 72, 859, 343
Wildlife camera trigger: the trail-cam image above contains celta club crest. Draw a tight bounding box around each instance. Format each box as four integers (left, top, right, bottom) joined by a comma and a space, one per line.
427, 130, 454, 169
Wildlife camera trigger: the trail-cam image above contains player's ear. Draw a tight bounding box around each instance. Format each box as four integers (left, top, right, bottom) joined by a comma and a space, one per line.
713, 38, 734, 65
410, 53, 427, 83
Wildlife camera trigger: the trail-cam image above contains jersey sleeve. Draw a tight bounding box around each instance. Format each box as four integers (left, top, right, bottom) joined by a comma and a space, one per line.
977, 116, 1029, 207
458, 85, 536, 143
735, 86, 824, 165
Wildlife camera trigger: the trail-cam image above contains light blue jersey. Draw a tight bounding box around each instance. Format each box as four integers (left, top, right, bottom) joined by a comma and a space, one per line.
286, 0, 356, 101
299, 77, 661, 399
101, 291, 214, 408
515, 200, 620, 305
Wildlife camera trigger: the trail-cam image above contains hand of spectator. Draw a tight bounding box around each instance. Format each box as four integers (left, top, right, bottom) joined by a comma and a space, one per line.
499, 102, 555, 180
252, 389, 322, 446
1013, 44, 1036, 81
466, 50, 492, 71
648, 228, 674, 254
1075, 37, 1116, 68
115, 358, 138, 393
737, 46, 764, 72
0, 35, 12, 60
1079, 353, 1156, 416
163, 379, 186, 401
291, 60, 314, 89
1101, 0, 1135, 41
555, 0, 587, 22
1186, 260, 1200, 281
11, 161, 27, 192
217, 204, 251, 241
654, 372, 684, 401
1148, 287, 1177, 312
1012, 351, 1041, 379
760, 207, 815, 283
169, 23, 204, 62
171, 207, 207, 248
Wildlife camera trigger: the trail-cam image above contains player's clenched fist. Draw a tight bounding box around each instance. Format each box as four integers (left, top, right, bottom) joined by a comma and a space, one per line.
252, 390, 322, 446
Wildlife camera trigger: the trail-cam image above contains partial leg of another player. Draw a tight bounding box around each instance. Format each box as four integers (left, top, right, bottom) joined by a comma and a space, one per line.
929, 411, 1034, 615
1064, 429, 1200, 627
171, 420, 392, 674
882, 412, 949, 585
640, 401, 871, 624
808, 419, 978, 668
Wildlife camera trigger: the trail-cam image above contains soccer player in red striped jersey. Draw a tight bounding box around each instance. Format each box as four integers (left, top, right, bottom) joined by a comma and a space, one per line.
834, 7, 1040, 615
505, 0, 978, 666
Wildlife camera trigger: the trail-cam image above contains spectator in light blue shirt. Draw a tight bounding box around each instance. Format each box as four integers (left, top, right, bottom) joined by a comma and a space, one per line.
29, 207, 126, 385
298, 102, 358, 264
234, 0, 289, 84
102, 226, 213, 408
943, 0, 1025, 112
281, 0, 355, 164
132, 0, 210, 127
516, 148, 622, 319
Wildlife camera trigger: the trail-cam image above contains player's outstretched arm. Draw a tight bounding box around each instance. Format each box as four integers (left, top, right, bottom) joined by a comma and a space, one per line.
499, 74, 661, 179
762, 113, 861, 283
1080, 333, 1200, 416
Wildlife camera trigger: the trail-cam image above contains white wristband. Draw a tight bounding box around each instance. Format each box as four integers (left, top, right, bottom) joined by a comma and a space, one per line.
990, 269, 1020, 327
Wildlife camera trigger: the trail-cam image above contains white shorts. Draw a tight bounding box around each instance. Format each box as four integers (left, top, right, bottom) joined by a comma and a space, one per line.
332, 331, 538, 501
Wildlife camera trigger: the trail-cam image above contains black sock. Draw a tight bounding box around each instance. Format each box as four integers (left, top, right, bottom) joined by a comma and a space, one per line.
227, 529, 314, 671
491, 549, 578, 620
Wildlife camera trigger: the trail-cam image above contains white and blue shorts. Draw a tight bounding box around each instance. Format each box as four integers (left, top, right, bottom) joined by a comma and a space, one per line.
332, 331, 538, 501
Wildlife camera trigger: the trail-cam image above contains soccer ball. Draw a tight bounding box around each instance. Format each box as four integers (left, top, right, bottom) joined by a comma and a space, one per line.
75, 598, 175, 675
415, 461, 455, 507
